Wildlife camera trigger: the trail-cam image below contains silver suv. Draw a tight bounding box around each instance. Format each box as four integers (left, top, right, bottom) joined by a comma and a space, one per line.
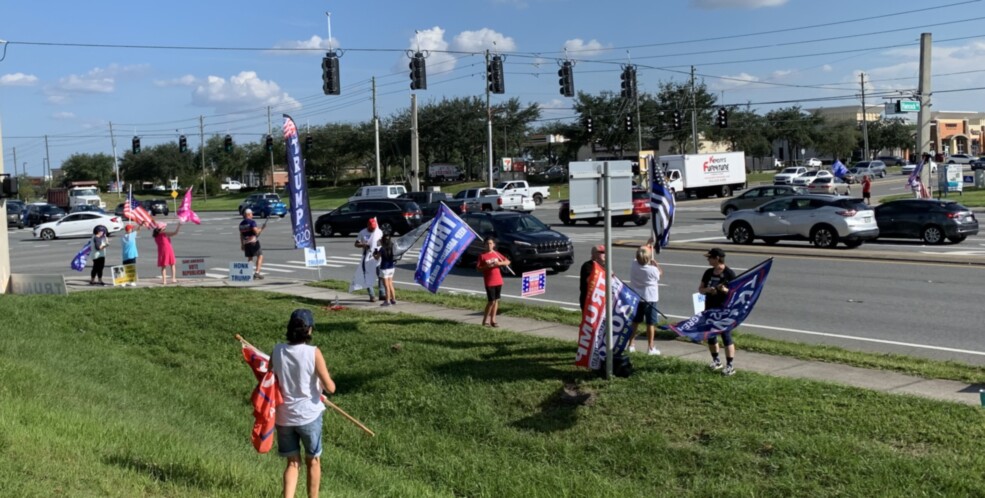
722, 195, 878, 249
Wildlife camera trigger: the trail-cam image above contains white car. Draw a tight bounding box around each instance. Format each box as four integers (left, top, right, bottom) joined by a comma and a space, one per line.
806, 158, 823, 167
221, 180, 243, 191
773, 167, 809, 185
946, 154, 974, 165
33, 212, 125, 240
901, 163, 938, 175
791, 170, 832, 186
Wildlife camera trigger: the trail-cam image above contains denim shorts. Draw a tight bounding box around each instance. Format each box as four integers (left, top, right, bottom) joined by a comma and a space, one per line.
276, 413, 324, 459
633, 301, 659, 325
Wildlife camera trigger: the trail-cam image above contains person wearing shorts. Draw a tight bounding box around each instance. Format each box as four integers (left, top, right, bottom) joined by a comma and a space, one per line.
270, 309, 336, 498
699, 248, 738, 376
477, 237, 510, 327
628, 244, 662, 355
374, 232, 397, 306
861, 175, 872, 204
239, 209, 264, 280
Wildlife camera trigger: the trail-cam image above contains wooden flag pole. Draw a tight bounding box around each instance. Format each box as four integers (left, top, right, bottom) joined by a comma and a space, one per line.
234, 335, 376, 437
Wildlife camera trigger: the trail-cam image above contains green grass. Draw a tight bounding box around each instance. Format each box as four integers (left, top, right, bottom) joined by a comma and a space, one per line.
4, 287, 985, 497
312, 279, 985, 384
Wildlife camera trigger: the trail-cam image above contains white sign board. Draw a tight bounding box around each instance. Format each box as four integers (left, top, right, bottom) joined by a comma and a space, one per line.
9, 274, 68, 295
304, 247, 327, 267
179, 257, 208, 279
692, 292, 706, 315
229, 262, 254, 283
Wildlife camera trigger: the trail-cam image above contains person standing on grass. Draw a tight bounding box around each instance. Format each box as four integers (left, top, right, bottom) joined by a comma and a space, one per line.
153, 222, 181, 285
699, 247, 738, 376
373, 232, 398, 306
270, 309, 336, 498
578, 245, 605, 311
861, 175, 872, 205
89, 226, 109, 286
354, 218, 385, 302
477, 237, 510, 327
239, 208, 265, 280
628, 244, 662, 356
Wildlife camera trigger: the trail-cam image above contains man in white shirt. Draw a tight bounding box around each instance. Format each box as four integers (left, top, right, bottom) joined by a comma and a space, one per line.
350, 218, 385, 302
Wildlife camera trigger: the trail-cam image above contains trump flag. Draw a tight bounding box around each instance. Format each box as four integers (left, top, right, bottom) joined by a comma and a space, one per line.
574, 262, 640, 370
283, 114, 315, 249
415, 204, 475, 293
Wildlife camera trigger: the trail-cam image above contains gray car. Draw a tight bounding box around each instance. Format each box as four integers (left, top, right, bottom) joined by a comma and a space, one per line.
720, 185, 805, 215
850, 160, 887, 179
722, 194, 878, 249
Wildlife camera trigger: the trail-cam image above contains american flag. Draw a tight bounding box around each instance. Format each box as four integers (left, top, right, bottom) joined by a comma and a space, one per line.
649, 156, 676, 252
124, 193, 157, 228
521, 269, 547, 297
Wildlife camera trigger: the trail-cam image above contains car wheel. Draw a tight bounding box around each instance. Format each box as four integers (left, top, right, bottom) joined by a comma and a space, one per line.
728, 221, 754, 245
533, 194, 543, 205
921, 225, 945, 245
723, 206, 736, 216
40, 228, 56, 240
720, 185, 732, 197
948, 235, 967, 243
634, 217, 648, 226
280, 214, 286, 218
762, 237, 778, 245
560, 217, 573, 226
811, 225, 839, 249
318, 223, 333, 237
587, 219, 600, 226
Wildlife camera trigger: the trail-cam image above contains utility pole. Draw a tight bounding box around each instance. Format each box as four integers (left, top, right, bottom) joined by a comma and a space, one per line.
690, 66, 699, 154
410, 94, 420, 192
486, 49, 495, 189
200, 115, 207, 202
267, 106, 275, 193
860, 73, 870, 159
11, 147, 16, 178
0, 117, 10, 293
44, 135, 51, 186
916, 33, 933, 190
373, 77, 381, 186
109, 122, 121, 198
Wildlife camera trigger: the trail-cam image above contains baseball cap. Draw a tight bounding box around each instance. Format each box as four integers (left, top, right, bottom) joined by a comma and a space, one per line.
704, 247, 726, 259
593, 244, 605, 253
288, 308, 315, 330
125, 224, 134, 232
244, 208, 253, 215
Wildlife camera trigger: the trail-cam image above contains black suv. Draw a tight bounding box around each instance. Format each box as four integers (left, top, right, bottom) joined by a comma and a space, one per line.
143, 199, 169, 216
874, 199, 979, 244
316, 199, 423, 237
459, 211, 574, 273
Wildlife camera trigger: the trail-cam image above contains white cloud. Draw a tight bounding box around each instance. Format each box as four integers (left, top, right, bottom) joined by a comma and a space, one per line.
716, 72, 760, 89
51, 111, 76, 120
690, 0, 787, 8
45, 64, 148, 103
155, 75, 198, 87
771, 69, 793, 79
269, 35, 341, 55
190, 71, 300, 113
452, 28, 516, 53
0, 72, 39, 86
563, 38, 609, 57
821, 64, 833, 72
398, 27, 454, 75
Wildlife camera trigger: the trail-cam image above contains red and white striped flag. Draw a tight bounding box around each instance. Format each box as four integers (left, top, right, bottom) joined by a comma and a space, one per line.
124, 193, 157, 228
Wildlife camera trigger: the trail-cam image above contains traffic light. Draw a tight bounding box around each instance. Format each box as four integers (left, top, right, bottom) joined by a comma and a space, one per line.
223, 134, 233, 153
620, 66, 637, 100
487, 55, 505, 94
265, 134, 274, 153
409, 52, 427, 90
717, 107, 728, 128
321, 52, 340, 95
178, 135, 188, 153
625, 115, 634, 133
131, 136, 141, 154
305, 134, 313, 152
558, 61, 575, 98
585, 116, 594, 135
672, 111, 682, 131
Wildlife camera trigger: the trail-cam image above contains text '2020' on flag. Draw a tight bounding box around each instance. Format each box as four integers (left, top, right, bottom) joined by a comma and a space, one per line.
668, 258, 773, 343
574, 262, 640, 370
649, 156, 676, 252
414, 204, 475, 293
283, 114, 315, 250
239, 341, 283, 454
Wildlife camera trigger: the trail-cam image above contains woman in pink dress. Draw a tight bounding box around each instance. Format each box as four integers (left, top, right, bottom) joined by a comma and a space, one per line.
153, 222, 181, 284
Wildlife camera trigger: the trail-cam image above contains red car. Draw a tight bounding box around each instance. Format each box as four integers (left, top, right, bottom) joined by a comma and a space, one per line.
558, 189, 651, 226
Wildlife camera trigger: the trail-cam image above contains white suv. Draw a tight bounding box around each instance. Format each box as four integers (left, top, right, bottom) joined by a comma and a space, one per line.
773, 167, 809, 185
723, 195, 878, 249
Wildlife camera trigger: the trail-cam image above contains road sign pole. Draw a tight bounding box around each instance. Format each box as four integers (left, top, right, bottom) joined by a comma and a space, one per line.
603, 161, 613, 379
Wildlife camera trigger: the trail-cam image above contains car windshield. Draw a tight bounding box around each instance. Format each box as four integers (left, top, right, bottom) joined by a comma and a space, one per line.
632, 190, 649, 200
780, 168, 800, 174
494, 182, 509, 189
7, 204, 22, 213
832, 199, 869, 211
492, 215, 549, 233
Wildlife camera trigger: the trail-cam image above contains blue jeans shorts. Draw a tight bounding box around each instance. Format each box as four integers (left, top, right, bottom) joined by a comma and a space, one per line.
633, 301, 659, 326
276, 413, 324, 459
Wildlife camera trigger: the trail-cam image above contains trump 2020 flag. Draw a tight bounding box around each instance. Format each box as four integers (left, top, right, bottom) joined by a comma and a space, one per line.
415, 204, 475, 293
832, 160, 849, 179
649, 156, 676, 253
283, 114, 315, 249
668, 258, 773, 343
70, 241, 92, 272
575, 263, 640, 370
240, 341, 283, 454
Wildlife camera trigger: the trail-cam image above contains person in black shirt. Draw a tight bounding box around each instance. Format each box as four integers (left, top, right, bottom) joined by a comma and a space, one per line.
698, 248, 738, 376
579, 245, 605, 311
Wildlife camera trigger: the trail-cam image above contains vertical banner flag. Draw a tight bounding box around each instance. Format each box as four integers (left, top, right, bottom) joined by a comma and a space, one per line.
649, 156, 676, 252
283, 114, 315, 249
414, 204, 476, 293
239, 342, 283, 454
70, 241, 92, 271
574, 262, 640, 369
521, 269, 547, 297
668, 258, 773, 343
176, 187, 201, 224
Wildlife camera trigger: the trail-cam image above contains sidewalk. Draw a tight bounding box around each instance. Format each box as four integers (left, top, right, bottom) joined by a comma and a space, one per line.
252, 281, 985, 407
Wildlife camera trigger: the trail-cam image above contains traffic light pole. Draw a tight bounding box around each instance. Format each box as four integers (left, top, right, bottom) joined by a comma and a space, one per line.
373, 77, 381, 186
486, 50, 494, 189
690, 66, 699, 154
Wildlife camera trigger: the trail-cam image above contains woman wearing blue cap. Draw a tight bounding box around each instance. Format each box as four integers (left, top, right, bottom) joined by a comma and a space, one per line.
270, 309, 336, 498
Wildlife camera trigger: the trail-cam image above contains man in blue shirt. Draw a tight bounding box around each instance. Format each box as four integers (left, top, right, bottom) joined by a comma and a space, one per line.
239, 209, 265, 280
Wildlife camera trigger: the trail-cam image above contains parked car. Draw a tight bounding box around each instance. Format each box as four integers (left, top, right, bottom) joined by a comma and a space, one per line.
33, 212, 125, 240
397, 191, 467, 221
495, 180, 550, 206
221, 180, 243, 191
453, 188, 534, 213
70, 204, 106, 214
559, 188, 651, 226
348, 184, 408, 202
901, 162, 938, 175
946, 154, 975, 164
143, 199, 170, 216
791, 170, 832, 186
806, 176, 852, 195
241, 197, 288, 219
6, 201, 25, 229
722, 194, 878, 249
875, 155, 905, 166
849, 160, 887, 179
543, 165, 567, 181
773, 167, 809, 185
720, 185, 806, 215
873, 199, 978, 244
459, 211, 574, 273
238, 193, 281, 215
316, 199, 422, 237
22, 203, 66, 228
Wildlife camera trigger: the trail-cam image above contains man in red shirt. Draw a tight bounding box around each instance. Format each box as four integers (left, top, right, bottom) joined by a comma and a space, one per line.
861, 175, 872, 205
477, 237, 511, 327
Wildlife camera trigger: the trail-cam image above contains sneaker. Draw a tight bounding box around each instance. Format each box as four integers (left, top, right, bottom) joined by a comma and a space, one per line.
369, 296, 377, 303
390, 299, 396, 305
647, 348, 661, 356
628, 345, 636, 353
253, 273, 264, 280
380, 301, 390, 307
722, 364, 736, 377
709, 359, 723, 371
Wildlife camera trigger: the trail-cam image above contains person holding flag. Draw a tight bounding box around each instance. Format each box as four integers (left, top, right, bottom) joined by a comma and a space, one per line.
909, 152, 933, 199
353, 218, 384, 302
89, 226, 110, 286
153, 222, 181, 285
373, 232, 398, 306
477, 237, 510, 327
239, 208, 265, 280
699, 248, 738, 376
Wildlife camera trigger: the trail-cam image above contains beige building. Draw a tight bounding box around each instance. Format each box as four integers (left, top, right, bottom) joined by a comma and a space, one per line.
929, 111, 985, 156
809, 104, 883, 124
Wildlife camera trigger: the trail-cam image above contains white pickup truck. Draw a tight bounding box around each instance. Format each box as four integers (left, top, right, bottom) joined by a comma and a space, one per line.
495, 180, 550, 206
454, 187, 535, 213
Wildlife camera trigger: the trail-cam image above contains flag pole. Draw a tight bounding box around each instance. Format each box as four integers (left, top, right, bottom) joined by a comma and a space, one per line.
234, 334, 376, 437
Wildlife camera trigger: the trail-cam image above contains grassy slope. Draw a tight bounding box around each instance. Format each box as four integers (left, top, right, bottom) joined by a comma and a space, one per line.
2, 288, 985, 497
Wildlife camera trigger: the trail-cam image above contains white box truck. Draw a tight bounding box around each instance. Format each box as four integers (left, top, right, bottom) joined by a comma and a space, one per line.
658, 152, 747, 200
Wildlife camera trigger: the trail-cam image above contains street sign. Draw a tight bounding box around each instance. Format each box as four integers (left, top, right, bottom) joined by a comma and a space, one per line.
171, 190, 178, 199
899, 100, 920, 112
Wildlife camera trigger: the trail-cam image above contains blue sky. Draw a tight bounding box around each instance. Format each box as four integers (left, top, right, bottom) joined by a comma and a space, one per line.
2, 0, 984, 176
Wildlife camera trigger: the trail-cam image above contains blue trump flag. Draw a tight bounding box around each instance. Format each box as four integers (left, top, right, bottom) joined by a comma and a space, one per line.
832, 160, 849, 179
415, 204, 476, 293
668, 258, 773, 342
590, 276, 641, 369
70, 241, 92, 272
283, 114, 315, 249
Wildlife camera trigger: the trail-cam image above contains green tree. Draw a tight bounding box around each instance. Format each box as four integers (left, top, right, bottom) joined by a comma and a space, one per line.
654, 80, 718, 153
815, 120, 860, 162
765, 106, 822, 162
572, 91, 639, 158
60, 153, 115, 187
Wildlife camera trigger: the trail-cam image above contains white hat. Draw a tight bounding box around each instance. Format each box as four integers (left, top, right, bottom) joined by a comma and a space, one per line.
244, 208, 253, 215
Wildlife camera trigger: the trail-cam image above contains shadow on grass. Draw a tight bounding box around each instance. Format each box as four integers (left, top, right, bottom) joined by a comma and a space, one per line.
511, 383, 596, 434
105, 453, 238, 491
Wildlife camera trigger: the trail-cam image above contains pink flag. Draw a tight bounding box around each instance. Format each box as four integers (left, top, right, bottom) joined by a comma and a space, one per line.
176, 187, 201, 225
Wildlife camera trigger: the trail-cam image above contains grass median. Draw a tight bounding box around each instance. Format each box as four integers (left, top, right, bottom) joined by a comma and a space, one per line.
3, 287, 985, 497
312, 279, 985, 384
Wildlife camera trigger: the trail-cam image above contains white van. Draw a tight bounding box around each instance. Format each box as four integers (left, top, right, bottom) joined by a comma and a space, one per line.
348, 184, 408, 202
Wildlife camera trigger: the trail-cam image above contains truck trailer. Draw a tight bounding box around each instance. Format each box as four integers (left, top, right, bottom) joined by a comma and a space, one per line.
657, 152, 747, 200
